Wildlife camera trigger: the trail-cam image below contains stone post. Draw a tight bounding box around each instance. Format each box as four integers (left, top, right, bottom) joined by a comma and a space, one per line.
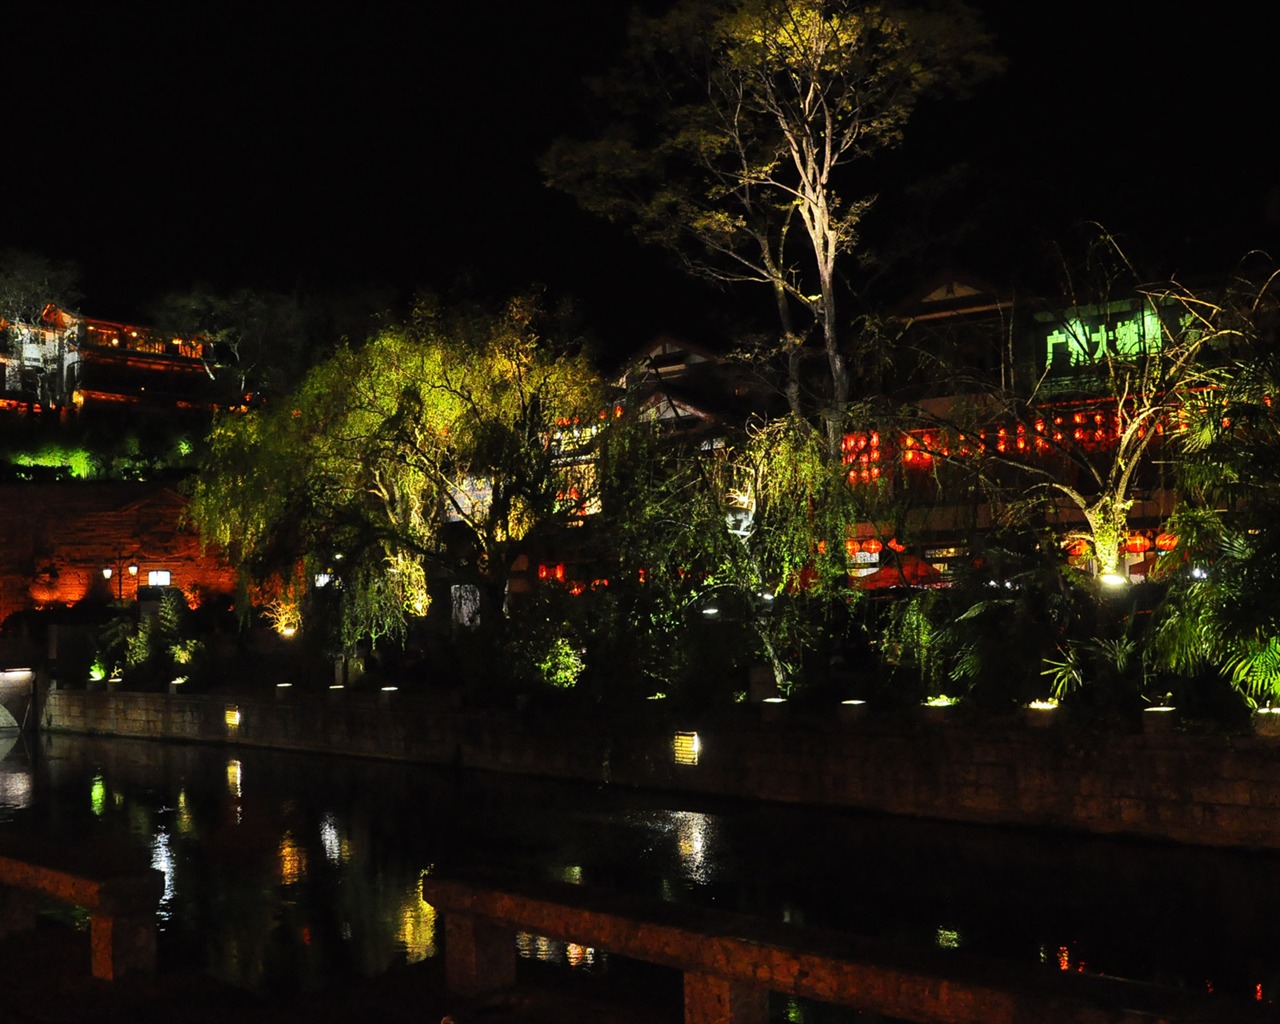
684, 972, 769, 1024
90, 911, 157, 980
444, 911, 516, 998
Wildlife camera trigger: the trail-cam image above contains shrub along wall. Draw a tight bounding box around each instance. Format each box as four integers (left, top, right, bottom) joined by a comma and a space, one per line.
37, 690, 1280, 851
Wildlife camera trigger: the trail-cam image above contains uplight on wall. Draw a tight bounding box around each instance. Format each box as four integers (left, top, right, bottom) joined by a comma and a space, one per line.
673, 731, 701, 766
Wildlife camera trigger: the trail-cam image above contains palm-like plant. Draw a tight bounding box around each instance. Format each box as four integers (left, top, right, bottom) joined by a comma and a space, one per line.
1147, 266, 1280, 707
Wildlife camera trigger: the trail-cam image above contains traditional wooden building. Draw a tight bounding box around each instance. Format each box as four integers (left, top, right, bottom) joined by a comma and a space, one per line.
1, 304, 236, 417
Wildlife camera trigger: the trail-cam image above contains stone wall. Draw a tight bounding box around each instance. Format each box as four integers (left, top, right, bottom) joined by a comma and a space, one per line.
37, 691, 1280, 851
0, 482, 237, 624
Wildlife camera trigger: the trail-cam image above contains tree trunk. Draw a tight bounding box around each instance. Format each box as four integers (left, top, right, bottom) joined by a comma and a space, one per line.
1084, 494, 1133, 578
772, 280, 803, 419
819, 270, 848, 457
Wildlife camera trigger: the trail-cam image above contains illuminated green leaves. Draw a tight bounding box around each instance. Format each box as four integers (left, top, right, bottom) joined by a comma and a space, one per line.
189, 295, 605, 649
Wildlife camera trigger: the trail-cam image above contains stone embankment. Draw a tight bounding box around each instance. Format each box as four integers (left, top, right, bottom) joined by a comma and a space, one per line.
37, 689, 1280, 851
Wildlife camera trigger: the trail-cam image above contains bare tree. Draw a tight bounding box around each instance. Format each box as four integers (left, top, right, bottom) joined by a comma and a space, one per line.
544, 0, 997, 449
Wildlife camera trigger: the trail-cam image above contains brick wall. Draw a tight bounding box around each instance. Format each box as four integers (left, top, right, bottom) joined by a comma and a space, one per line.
0, 482, 236, 623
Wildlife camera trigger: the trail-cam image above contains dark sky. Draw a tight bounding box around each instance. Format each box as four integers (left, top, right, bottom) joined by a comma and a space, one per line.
5, 3, 1276, 359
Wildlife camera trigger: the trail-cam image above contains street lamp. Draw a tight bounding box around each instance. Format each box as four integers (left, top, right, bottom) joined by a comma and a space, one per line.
102, 560, 139, 601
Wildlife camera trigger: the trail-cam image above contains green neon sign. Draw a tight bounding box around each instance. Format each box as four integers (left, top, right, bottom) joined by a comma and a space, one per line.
1044, 304, 1164, 373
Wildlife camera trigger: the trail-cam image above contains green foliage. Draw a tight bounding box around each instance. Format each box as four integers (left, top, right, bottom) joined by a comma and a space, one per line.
1042, 636, 1138, 703
95, 592, 203, 689
881, 528, 1094, 709
1145, 265, 1280, 707
554, 418, 751, 704
881, 590, 949, 700
537, 636, 585, 689
0, 416, 202, 482
555, 409, 881, 705
9, 445, 96, 479
189, 295, 605, 651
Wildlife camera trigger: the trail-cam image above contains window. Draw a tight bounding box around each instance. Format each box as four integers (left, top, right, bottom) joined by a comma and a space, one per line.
148, 570, 171, 586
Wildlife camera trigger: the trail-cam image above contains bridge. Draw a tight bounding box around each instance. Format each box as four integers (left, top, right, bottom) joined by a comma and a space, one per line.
0, 667, 33, 732
0, 833, 163, 980
423, 872, 1271, 1024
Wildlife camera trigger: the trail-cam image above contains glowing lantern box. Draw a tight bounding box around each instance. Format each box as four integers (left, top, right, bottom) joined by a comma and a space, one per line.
672, 732, 700, 766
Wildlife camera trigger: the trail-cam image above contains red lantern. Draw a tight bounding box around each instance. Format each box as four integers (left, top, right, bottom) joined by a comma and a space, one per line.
887, 538, 906, 553
1065, 538, 1089, 558
861, 538, 883, 554
845, 538, 860, 556
1125, 533, 1152, 554
1155, 532, 1178, 552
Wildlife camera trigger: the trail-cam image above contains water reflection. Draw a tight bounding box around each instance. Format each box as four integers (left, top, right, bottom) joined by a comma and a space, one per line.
516, 932, 598, 969
0, 752, 31, 813
3, 733, 1280, 1016
400, 872, 437, 962
151, 826, 175, 920
624, 807, 718, 890
320, 813, 345, 865
91, 771, 106, 816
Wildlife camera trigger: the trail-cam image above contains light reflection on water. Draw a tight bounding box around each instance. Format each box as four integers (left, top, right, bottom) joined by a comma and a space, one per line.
516, 932, 598, 970
400, 872, 437, 963
2, 734, 1280, 1016
623, 807, 719, 889
0, 762, 31, 815
151, 826, 175, 921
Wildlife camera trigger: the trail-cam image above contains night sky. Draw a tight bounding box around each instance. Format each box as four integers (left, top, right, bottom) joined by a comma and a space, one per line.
5, 2, 1275, 362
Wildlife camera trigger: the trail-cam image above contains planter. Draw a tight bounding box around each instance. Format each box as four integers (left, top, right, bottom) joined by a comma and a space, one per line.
919, 700, 957, 725
1024, 702, 1058, 728
838, 699, 868, 724
1253, 708, 1280, 737
1143, 705, 1178, 734
748, 664, 778, 703
760, 697, 788, 723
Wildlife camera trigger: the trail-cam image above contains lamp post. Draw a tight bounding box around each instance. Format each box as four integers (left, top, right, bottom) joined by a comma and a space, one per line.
102, 559, 139, 601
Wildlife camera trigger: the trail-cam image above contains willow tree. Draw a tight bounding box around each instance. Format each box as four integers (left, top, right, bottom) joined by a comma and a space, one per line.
544, 0, 996, 447
574, 409, 872, 699
188, 296, 605, 649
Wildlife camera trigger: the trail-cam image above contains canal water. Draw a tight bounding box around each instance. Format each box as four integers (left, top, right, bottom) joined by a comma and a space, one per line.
2, 730, 1279, 1021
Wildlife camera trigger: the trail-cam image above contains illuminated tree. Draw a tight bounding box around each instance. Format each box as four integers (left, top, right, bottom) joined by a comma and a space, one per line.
731, 412, 876, 687
544, 0, 997, 446
905, 231, 1224, 584
188, 295, 605, 652
542, 405, 878, 704
555, 418, 752, 704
